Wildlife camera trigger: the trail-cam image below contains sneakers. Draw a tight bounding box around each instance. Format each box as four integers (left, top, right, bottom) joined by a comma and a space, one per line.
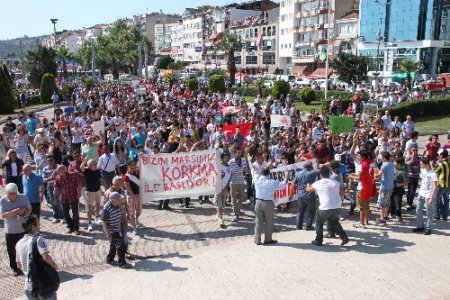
107, 260, 118, 266
311, 240, 323, 246
341, 238, 350, 246
396, 216, 403, 224
376, 218, 387, 225
424, 229, 432, 235
61, 219, 66, 224
87, 224, 93, 232
96, 216, 102, 224
353, 223, 366, 229
305, 226, 315, 231
51, 218, 60, 224
133, 228, 139, 235
244, 199, 251, 205
232, 216, 239, 222
412, 227, 425, 233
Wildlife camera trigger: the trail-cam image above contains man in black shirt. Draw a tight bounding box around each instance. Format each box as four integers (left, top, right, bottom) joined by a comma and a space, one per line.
80, 158, 102, 232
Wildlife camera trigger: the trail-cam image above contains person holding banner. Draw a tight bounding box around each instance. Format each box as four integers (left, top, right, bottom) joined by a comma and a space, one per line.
216, 153, 231, 228
253, 167, 289, 245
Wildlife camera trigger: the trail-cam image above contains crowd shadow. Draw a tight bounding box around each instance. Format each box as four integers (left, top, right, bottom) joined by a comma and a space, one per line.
58, 270, 93, 283
134, 259, 189, 272
278, 230, 415, 254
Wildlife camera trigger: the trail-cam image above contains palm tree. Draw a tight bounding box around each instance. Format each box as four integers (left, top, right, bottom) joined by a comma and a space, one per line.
399, 59, 418, 90
218, 33, 242, 86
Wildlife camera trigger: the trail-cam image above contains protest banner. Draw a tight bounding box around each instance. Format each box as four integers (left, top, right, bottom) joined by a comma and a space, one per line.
269, 160, 317, 206
91, 120, 105, 136
329, 116, 354, 134
221, 106, 241, 115
139, 149, 221, 201
271, 114, 292, 127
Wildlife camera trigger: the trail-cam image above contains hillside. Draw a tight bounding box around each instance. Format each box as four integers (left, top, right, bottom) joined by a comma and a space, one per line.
0, 36, 41, 58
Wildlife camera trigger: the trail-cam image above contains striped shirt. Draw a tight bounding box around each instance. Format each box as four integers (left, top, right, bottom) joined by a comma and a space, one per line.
102, 201, 122, 233
435, 160, 450, 188
228, 158, 247, 184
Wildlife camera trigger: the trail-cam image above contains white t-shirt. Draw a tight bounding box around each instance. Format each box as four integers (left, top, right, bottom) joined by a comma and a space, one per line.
312, 178, 342, 210
418, 169, 437, 198
220, 163, 231, 190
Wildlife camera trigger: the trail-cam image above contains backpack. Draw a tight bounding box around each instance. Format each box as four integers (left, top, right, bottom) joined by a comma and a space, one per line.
28, 235, 60, 297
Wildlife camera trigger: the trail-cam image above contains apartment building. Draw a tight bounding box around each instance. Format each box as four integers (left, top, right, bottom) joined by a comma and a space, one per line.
279, 0, 357, 76
231, 7, 280, 74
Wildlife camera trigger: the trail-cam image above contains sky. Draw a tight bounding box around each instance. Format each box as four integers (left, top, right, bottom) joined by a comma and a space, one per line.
0, 0, 233, 40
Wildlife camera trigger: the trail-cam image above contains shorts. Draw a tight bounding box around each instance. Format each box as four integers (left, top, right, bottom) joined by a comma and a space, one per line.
85, 190, 102, 206
127, 195, 143, 219
357, 191, 370, 210
377, 189, 393, 209
215, 190, 228, 209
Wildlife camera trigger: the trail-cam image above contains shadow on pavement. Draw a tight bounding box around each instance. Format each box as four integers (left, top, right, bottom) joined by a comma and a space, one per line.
59, 270, 93, 283
276, 230, 415, 254
134, 259, 189, 272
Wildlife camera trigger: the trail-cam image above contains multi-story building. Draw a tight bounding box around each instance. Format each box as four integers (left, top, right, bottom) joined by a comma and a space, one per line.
334, 9, 359, 56
359, 0, 450, 80
231, 7, 280, 75
170, 20, 185, 61
279, 0, 357, 76
154, 22, 178, 56
182, 9, 205, 63
145, 12, 181, 62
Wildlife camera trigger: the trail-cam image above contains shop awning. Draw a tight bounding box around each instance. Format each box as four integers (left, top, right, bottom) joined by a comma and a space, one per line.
310, 67, 335, 78
292, 65, 307, 76
267, 65, 277, 74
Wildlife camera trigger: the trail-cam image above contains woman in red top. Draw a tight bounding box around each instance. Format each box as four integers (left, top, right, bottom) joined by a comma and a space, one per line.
424, 134, 441, 164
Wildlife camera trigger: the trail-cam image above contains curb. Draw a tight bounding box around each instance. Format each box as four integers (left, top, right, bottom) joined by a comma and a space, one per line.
418, 131, 450, 136
0, 103, 66, 125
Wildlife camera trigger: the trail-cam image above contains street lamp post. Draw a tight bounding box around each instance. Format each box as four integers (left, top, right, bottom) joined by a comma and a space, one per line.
324, 3, 331, 102
50, 19, 58, 49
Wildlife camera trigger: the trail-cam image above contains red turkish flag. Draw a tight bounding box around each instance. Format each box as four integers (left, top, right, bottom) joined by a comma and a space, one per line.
222, 122, 252, 141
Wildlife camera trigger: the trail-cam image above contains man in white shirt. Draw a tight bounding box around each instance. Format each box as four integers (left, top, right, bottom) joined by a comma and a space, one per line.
307, 165, 349, 246
253, 167, 289, 245
97, 145, 119, 190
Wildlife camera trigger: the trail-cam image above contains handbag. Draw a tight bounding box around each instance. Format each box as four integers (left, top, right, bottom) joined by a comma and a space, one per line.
28, 235, 60, 297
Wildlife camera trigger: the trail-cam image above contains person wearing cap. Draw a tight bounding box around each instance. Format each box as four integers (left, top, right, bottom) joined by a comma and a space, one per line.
102, 191, 132, 269
0, 183, 31, 276
15, 214, 58, 299
253, 166, 290, 245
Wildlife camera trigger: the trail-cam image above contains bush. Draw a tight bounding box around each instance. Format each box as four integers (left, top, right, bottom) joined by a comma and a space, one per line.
26, 95, 41, 106
81, 77, 95, 91
388, 97, 450, 120
61, 84, 75, 101
40, 73, 57, 104
0, 67, 16, 114
271, 80, 290, 99
206, 69, 224, 79
298, 87, 316, 105
208, 75, 226, 93
187, 78, 199, 92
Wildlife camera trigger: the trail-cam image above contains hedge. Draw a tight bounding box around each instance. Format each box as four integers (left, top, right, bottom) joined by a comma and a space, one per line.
388, 97, 450, 120
227, 86, 271, 97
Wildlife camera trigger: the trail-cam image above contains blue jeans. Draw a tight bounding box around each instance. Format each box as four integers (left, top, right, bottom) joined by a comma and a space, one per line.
416, 196, 434, 230
47, 184, 63, 220
296, 198, 316, 229
314, 209, 348, 244
434, 187, 449, 219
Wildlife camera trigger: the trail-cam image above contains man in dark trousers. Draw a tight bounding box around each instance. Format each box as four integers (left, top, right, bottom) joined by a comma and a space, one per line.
307, 166, 349, 246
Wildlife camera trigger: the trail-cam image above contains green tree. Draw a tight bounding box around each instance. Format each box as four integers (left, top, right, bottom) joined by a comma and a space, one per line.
218, 33, 241, 86
271, 80, 290, 99
333, 51, 368, 84
56, 46, 71, 78
399, 59, 418, 90
206, 68, 224, 79
167, 61, 182, 70
208, 74, 226, 93
254, 78, 264, 97
75, 20, 153, 79
166, 71, 177, 89
187, 78, 199, 92
0, 66, 16, 113
157, 56, 174, 69
298, 87, 316, 105
40, 73, 57, 103
26, 46, 57, 88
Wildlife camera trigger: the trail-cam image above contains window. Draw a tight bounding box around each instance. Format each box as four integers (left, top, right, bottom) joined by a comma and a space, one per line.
263, 27, 266, 36
246, 55, 258, 64
235, 56, 242, 64
263, 54, 276, 65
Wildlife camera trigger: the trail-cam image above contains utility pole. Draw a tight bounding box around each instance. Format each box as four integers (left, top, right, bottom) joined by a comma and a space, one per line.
138, 42, 142, 79
144, 44, 149, 79
324, 4, 331, 101
19, 40, 25, 78
91, 38, 96, 80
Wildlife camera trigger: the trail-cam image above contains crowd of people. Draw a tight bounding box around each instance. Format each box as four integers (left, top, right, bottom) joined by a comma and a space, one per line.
1, 78, 449, 299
